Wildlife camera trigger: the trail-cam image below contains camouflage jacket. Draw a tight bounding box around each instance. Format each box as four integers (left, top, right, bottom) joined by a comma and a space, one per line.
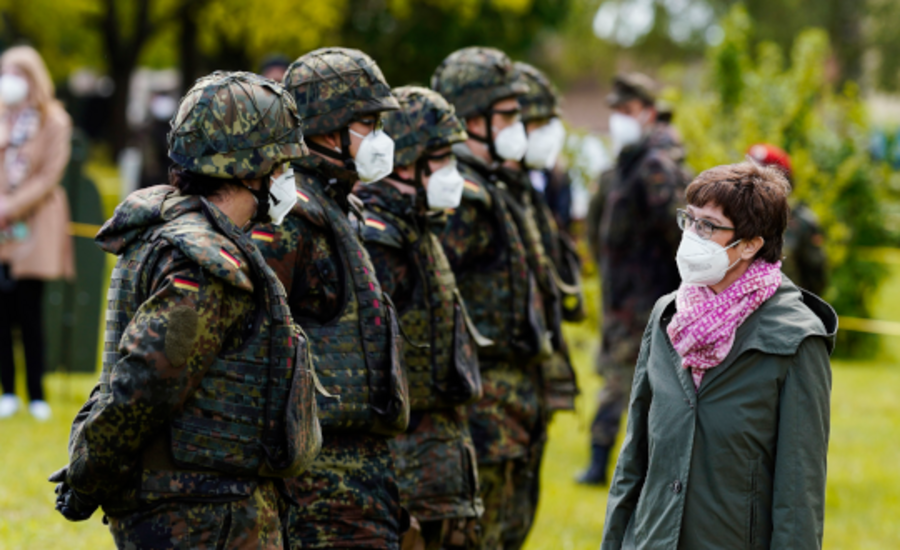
255, 155, 408, 546
256, 153, 407, 436
67, 187, 262, 507
783, 202, 827, 296
590, 122, 687, 371
355, 181, 482, 521
436, 144, 542, 464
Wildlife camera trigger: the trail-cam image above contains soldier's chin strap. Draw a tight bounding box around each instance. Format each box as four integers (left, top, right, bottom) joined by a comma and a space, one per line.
306, 127, 357, 172
467, 111, 501, 163
242, 176, 273, 224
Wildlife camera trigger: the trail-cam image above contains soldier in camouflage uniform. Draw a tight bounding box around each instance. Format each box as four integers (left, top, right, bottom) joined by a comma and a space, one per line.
579, 73, 687, 485
50, 71, 321, 549
254, 48, 409, 549
355, 86, 489, 550
747, 143, 827, 295
431, 47, 553, 550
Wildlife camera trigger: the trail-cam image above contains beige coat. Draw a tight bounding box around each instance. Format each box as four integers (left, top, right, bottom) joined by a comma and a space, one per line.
0, 103, 74, 280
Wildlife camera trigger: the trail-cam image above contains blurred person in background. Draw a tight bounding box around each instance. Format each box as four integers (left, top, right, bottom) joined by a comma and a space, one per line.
0, 45, 73, 421
259, 53, 291, 82
578, 73, 687, 485
747, 143, 827, 295
602, 162, 835, 550
516, 62, 574, 236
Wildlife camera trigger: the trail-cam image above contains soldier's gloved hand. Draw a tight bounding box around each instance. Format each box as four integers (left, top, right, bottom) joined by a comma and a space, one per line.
48, 466, 99, 522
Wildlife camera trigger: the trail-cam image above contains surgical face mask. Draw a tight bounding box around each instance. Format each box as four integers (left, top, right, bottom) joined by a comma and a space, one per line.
267, 168, 297, 225
609, 112, 643, 154
675, 230, 742, 286
425, 159, 465, 210
0, 74, 29, 106
524, 118, 566, 170
493, 121, 528, 161
349, 127, 395, 183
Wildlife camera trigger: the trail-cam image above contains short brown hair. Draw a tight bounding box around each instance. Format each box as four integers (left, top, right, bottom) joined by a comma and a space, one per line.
686, 162, 791, 263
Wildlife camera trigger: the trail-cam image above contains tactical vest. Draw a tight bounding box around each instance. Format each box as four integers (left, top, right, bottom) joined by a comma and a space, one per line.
360, 203, 484, 411
454, 161, 546, 363
288, 173, 409, 435
103, 198, 321, 479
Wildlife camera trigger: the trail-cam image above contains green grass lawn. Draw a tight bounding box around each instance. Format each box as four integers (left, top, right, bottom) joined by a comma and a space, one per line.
1, 264, 899, 548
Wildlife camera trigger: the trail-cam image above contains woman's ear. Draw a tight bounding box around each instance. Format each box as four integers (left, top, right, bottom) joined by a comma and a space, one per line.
741, 236, 765, 260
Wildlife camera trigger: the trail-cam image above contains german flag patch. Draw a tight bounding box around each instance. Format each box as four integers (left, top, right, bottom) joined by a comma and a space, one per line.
364, 218, 386, 231
173, 277, 200, 292
251, 230, 274, 242
220, 248, 242, 269
463, 180, 480, 193
296, 190, 310, 203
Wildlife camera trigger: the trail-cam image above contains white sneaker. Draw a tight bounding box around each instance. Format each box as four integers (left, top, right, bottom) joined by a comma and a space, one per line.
29, 400, 52, 421
0, 394, 21, 418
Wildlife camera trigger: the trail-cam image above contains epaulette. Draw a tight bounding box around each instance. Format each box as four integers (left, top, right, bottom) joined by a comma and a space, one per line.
460, 177, 492, 207
151, 211, 254, 293
359, 210, 404, 249
290, 173, 328, 227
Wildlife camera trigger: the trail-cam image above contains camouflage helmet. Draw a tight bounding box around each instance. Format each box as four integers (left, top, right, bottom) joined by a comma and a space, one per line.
430, 47, 528, 119
513, 62, 561, 123
384, 86, 467, 167
283, 47, 399, 137
168, 71, 307, 179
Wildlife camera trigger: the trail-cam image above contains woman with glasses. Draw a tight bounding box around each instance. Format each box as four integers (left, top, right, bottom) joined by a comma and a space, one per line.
601, 162, 837, 550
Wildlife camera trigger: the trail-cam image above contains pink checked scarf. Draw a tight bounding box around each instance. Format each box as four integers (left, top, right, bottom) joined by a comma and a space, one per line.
667, 259, 782, 389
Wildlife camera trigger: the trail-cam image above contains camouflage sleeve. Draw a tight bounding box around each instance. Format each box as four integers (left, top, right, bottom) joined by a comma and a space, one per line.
67, 248, 254, 501
637, 152, 683, 253
586, 170, 613, 262
365, 242, 414, 312
436, 200, 495, 273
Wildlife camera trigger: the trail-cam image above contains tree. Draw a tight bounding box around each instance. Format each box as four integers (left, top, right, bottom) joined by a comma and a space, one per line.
673, 5, 890, 357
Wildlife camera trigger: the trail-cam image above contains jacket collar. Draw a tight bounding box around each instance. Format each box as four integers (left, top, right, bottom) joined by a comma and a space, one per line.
659, 276, 838, 395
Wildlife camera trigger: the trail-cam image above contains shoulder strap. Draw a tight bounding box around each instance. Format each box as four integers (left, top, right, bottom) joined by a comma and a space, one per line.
150, 211, 254, 293
359, 209, 405, 249
290, 173, 328, 228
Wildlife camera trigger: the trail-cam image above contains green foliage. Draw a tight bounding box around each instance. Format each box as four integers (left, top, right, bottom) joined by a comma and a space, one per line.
673, 5, 890, 357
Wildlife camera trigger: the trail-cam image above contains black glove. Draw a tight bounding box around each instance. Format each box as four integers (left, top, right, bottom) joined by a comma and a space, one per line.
48, 466, 99, 522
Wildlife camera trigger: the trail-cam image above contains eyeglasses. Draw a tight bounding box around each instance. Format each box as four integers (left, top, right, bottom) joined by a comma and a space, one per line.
676, 209, 735, 240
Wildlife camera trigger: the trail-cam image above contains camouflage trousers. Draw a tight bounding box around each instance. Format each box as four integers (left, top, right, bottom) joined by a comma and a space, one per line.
285, 432, 405, 549
475, 453, 541, 550
107, 480, 285, 550
591, 360, 634, 447
401, 517, 478, 550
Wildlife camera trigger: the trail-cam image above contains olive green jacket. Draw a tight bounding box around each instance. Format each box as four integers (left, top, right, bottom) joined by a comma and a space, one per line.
602, 278, 837, 550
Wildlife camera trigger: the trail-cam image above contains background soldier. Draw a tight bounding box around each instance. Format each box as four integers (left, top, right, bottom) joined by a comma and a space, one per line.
51, 71, 319, 548
257, 48, 410, 550
747, 143, 828, 295
431, 46, 549, 550
579, 73, 687, 485
356, 85, 486, 550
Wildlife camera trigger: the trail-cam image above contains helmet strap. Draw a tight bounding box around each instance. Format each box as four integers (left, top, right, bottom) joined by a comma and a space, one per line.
467, 112, 501, 163
244, 176, 273, 224
305, 127, 357, 172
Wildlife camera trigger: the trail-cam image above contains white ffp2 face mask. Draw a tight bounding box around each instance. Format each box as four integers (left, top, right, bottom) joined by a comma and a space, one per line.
425, 159, 465, 210
267, 168, 297, 225
524, 118, 566, 170
0, 74, 29, 106
609, 112, 642, 154
493, 121, 528, 161
675, 230, 742, 286
350, 128, 395, 183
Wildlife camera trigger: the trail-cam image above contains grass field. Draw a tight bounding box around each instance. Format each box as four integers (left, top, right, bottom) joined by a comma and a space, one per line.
1, 263, 899, 548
